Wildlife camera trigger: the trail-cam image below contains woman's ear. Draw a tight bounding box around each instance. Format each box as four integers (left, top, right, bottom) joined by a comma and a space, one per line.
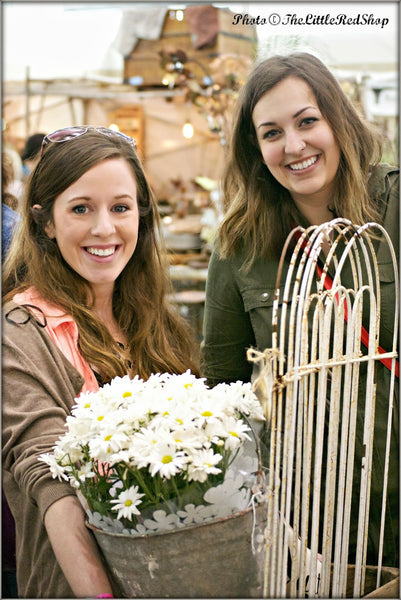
32, 204, 55, 238
44, 221, 56, 239
31, 204, 42, 225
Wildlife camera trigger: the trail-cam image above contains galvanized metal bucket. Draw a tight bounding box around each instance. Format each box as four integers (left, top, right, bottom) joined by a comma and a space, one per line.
87, 501, 267, 598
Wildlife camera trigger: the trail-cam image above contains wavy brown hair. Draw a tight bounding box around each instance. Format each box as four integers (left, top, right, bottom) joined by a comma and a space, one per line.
220, 52, 383, 268
3, 129, 199, 381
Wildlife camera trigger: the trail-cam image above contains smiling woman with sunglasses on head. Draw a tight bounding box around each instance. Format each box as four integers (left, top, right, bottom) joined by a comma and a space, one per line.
2, 126, 199, 598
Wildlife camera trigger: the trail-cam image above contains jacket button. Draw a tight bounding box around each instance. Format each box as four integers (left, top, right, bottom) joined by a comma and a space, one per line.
260, 292, 269, 302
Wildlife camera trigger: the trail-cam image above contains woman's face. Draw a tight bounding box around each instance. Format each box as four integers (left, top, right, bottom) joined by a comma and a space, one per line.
252, 76, 341, 209
45, 157, 139, 299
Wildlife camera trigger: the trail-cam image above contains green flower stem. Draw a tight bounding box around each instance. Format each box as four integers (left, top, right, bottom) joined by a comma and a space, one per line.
227, 447, 240, 468
171, 476, 182, 509
127, 466, 158, 504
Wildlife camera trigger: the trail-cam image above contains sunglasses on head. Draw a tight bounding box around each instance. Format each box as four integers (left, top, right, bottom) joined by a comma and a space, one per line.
40, 126, 136, 157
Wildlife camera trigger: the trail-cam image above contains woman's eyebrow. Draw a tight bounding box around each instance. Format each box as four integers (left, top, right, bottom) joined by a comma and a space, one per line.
293, 105, 317, 118
256, 105, 317, 129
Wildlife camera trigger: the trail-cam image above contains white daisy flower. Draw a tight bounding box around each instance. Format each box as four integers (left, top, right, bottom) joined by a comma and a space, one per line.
38, 453, 69, 481
88, 431, 129, 461
75, 461, 96, 482
51, 442, 82, 465
187, 448, 223, 483
228, 380, 265, 420
148, 444, 188, 479
171, 427, 206, 451
130, 426, 174, 469
110, 485, 144, 520
107, 448, 134, 466
220, 416, 252, 451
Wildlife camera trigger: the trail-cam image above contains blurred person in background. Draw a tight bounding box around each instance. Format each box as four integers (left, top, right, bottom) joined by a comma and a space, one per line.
2, 151, 20, 260
2, 144, 24, 203
21, 132, 45, 178
2, 126, 199, 598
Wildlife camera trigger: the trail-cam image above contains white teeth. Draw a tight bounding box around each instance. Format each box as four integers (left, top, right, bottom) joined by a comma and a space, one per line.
289, 156, 318, 171
87, 247, 115, 257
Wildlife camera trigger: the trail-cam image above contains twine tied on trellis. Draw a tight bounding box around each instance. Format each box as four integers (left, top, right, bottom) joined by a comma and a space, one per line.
247, 218, 399, 598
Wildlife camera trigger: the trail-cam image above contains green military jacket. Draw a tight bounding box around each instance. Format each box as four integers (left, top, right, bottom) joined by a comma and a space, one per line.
201, 162, 399, 566
202, 163, 399, 387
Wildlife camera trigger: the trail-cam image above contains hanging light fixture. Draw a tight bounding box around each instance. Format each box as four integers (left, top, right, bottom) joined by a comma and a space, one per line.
182, 121, 194, 139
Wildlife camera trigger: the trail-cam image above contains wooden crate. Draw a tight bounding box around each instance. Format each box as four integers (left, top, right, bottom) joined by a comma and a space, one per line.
108, 106, 144, 157
339, 565, 399, 598
124, 7, 257, 87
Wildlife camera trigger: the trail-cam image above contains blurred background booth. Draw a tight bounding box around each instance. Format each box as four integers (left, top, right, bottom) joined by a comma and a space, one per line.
2, 3, 398, 341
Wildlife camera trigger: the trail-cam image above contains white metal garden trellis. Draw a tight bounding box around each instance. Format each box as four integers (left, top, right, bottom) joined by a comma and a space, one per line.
249, 218, 399, 598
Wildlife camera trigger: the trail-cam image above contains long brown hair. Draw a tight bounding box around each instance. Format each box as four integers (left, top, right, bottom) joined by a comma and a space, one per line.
220, 52, 383, 268
3, 129, 199, 380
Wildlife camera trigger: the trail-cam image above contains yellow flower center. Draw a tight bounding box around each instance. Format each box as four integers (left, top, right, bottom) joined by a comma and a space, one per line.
229, 431, 239, 438
125, 499, 133, 507
122, 391, 132, 398
176, 418, 183, 425
84, 403, 91, 409
202, 410, 213, 417
97, 415, 104, 422
184, 383, 192, 389
162, 455, 173, 464
104, 435, 112, 441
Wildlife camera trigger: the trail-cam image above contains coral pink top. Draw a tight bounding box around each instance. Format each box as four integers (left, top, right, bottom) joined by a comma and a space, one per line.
13, 287, 99, 394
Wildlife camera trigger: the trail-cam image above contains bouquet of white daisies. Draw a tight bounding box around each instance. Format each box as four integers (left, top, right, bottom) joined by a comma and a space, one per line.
40, 371, 265, 536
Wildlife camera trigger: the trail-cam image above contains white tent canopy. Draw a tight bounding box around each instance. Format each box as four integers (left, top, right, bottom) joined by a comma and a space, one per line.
3, 2, 398, 194
3, 2, 398, 81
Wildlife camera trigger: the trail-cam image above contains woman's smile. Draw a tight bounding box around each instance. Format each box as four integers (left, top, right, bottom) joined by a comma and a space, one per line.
286, 154, 320, 172
84, 245, 119, 258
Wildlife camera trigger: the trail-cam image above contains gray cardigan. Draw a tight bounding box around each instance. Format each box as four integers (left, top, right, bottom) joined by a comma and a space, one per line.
2, 302, 85, 598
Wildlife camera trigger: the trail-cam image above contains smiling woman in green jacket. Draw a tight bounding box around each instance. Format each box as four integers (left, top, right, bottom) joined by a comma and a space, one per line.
201, 53, 399, 568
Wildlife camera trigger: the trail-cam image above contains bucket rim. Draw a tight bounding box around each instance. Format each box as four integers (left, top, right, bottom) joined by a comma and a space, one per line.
85, 500, 267, 539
